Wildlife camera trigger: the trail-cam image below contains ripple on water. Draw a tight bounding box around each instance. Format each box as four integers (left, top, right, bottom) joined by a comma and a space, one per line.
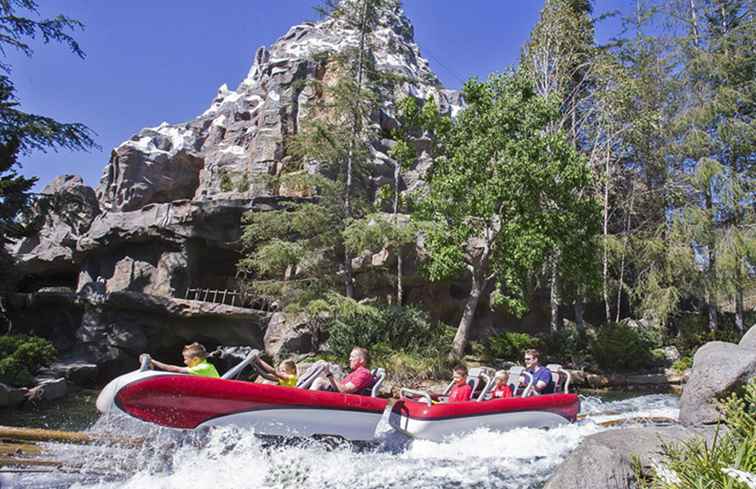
1, 393, 679, 489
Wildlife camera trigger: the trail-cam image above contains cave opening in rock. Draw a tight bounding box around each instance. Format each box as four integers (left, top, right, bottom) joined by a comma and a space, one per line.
17, 268, 79, 293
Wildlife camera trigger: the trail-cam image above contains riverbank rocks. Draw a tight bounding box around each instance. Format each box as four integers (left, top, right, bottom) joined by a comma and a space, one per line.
679, 325, 756, 426
544, 426, 713, 489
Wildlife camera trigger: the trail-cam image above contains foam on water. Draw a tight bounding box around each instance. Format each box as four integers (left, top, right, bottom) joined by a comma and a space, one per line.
2, 394, 679, 489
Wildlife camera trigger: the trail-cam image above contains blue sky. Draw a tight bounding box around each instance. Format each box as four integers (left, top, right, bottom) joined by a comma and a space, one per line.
7, 1, 629, 191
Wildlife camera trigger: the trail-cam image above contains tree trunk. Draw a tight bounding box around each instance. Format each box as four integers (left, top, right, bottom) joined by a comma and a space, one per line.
735, 286, 744, 332
574, 297, 585, 329
342, 0, 371, 300
394, 160, 402, 305
450, 273, 484, 359
602, 149, 611, 323
707, 300, 718, 332
550, 253, 560, 332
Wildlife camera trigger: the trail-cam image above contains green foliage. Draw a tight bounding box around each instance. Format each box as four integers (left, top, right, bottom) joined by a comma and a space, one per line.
0, 335, 57, 387
219, 170, 233, 192
321, 294, 448, 356
671, 314, 744, 357
541, 324, 594, 368
477, 331, 540, 362
671, 355, 693, 374
415, 72, 599, 356
640, 379, 755, 489
236, 172, 250, 192
590, 323, 661, 371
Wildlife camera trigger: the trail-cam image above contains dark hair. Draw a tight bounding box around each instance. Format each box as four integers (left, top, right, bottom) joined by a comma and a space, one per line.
524, 349, 540, 360
453, 364, 468, 376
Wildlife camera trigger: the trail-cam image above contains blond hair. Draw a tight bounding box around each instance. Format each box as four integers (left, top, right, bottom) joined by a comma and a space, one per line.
183, 342, 209, 360
279, 359, 297, 375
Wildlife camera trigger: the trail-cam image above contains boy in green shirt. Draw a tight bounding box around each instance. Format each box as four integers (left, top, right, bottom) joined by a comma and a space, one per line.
141, 342, 220, 378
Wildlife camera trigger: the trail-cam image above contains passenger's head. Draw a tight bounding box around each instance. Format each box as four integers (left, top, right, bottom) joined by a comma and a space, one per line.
278, 359, 297, 376
524, 349, 541, 369
182, 342, 209, 366
349, 347, 369, 370
494, 370, 508, 386
452, 364, 468, 385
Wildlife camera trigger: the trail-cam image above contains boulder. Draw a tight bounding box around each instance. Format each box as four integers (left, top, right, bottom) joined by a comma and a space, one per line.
544, 426, 711, 489
39, 361, 99, 387
678, 339, 756, 426
739, 324, 756, 351
264, 312, 318, 361
26, 378, 68, 402
8, 175, 99, 279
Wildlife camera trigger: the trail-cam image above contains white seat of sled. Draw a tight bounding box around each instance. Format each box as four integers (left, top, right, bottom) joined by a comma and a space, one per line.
507, 366, 534, 397
545, 364, 571, 393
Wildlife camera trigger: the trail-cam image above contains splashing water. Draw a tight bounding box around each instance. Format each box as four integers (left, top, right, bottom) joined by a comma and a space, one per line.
0, 393, 679, 489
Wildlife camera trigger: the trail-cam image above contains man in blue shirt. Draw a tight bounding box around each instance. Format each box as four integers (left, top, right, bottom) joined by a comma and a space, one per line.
523, 349, 554, 395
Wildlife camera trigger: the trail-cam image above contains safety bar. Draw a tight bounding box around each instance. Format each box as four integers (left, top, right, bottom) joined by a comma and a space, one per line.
371, 368, 386, 397
475, 371, 493, 401
400, 388, 432, 406
222, 349, 261, 380
296, 361, 329, 389
138, 354, 151, 372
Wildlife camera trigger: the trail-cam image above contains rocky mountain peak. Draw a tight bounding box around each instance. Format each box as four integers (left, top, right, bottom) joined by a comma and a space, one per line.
96, 3, 459, 213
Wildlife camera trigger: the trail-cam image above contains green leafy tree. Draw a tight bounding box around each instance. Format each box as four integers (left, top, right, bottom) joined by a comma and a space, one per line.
417, 73, 599, 358
0, 1, 96, 327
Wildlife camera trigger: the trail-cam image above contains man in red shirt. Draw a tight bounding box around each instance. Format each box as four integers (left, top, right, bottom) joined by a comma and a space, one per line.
310, 347, 373, 394
447, 364, 472, 402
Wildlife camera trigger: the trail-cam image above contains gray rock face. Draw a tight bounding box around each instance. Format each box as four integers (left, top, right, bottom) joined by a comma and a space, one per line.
679, 337, 756, 426
94, 4, 460, 212
27, 378, 68, 402
544, 426, 711, 489
264, 312, 319, 360
8, 175, 100, 278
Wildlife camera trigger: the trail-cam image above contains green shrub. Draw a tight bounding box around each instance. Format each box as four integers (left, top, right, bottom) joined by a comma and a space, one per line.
590, 324, 659, 371
479, 331, 540, 362
317, 295, 453, 380
639, 379, 755, 489
671, 355, 693, 373
541, 324, 594, 368
0, 335, 57, 387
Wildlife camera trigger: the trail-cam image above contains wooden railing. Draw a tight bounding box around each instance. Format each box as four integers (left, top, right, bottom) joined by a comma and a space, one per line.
184, 287, 276, 312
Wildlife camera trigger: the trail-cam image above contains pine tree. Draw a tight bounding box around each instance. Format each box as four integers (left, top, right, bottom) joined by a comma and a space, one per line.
0, 1, 96, 327
666, 0, 755, 330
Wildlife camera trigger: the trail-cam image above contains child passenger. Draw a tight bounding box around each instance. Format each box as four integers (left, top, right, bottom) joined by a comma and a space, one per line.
141, 342, 220, 378
254, 357, 298, 387
447, 364, 472, 402
491, 370, 513, 399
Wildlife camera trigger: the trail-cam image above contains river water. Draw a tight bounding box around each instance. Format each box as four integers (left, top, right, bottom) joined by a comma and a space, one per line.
0, 392, 679, 489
